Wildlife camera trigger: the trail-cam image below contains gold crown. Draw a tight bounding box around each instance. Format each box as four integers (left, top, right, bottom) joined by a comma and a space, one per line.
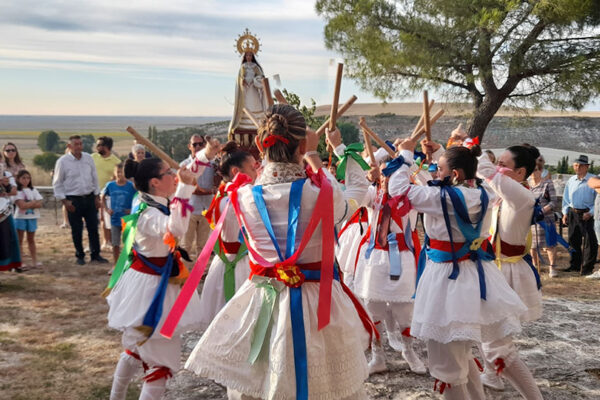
235, 28, 261, 55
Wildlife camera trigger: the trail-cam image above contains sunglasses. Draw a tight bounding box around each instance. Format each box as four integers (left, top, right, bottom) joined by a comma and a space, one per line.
4, 148, 16, 153
192, 142, 205, 148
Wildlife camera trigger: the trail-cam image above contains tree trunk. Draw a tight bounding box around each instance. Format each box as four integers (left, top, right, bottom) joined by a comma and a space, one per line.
466, 93, 506, 141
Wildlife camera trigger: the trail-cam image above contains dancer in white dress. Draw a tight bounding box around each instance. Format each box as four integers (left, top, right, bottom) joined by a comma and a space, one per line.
388, 136, 527, 400
186, 104, 377, 400
196, 142, 256, 329
106, 144, 218, 400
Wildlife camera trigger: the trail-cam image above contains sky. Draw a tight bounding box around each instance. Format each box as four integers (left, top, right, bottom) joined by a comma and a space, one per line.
0, 0, 387, 116
1, 0, 598, 116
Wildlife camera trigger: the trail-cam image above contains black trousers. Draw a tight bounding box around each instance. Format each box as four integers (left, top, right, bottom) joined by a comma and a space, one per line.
66, 194, 100, 259
567, 210, 598, 274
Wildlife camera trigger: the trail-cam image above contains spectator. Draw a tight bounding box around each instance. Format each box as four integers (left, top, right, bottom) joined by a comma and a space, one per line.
101, 163, 137, 265
128, 140, 152, 160
13, 170, 43, 268
485, 149, 497, 164
179, 134, 217, 257
529, 161, 558, 277
92, 136, 121, 251
561, 155, 597, 276
53, 135, 108, 265
586, 174, 600, 279
0, 166, 21, 271
1, 142, 26, 176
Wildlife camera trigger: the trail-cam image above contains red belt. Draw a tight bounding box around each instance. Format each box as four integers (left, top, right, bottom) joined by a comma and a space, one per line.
130, 251, 168, 276
429, 239, 491, 262
249, 261, 322, 281
221, 241, 242, 254
494, 240, 525, 257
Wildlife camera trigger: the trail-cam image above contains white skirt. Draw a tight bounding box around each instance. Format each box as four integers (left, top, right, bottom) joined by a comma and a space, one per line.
336, 223, 365, 289
197, 253, 251, 329
186, 276, 370, 400
353, 246, 417, 303
106, 268, 203, 337
499, 259, 543, 322
411, 259, 526, 344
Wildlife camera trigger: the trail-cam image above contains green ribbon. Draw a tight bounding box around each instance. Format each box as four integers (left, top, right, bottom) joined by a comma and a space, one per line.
213, 240, 248, 302
104, 202, 148, 294
336, 143, 370, 181
248, 278, 283, 364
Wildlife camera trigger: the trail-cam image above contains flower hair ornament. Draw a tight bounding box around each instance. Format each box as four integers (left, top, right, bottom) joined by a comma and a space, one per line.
462, 136, 480, 149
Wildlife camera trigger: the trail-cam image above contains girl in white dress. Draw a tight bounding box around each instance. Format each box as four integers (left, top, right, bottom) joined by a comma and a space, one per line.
186, 104, 377, 400
197, 142, 256, 328
388, 137, 527, 400
106, 145, 217, 400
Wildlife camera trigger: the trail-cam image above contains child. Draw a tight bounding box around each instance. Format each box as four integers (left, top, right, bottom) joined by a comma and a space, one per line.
13, 170, 43, 268
102, 163, 137, 264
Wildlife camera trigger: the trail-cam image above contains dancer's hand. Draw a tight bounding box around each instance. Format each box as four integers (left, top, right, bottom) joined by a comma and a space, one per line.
178, 168, 197, 186
325, 127, 342, 148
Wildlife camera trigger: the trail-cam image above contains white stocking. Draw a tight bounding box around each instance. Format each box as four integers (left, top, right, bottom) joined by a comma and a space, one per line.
465, 359, 486, 400
110, 352, 141, 400
501, 357, 544, 400
139, 377, 166, 400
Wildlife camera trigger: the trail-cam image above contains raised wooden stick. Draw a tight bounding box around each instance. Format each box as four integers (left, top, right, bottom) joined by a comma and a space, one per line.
423, 91, 432, 142
262, 77, 274, 107
273, 89, 288, 105
359, 117, 396, 157
316, 95, 358, 136
126, 126, 179, 169
362, 129, 376, 165
411, 109, 445, 140
243, 108, 260, 128
409, 99, 435, 138
329, 63, 344, 131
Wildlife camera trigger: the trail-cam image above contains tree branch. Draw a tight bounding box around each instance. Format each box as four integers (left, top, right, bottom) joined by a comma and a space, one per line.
491, 3, 536, 55
388, 69, 471, 90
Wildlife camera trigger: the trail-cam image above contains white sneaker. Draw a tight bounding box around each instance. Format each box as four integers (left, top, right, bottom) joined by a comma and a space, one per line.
386, 329, 404, 352
481, 371, 505, 391
402, 347, 427, 374
368, 346, 388, 375
585, 270, 600, 280
549, 267, 559, 278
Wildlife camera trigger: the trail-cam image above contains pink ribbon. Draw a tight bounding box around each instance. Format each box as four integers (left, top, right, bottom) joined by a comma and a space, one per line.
170, 197, 194, 218
189, 158, 211, 173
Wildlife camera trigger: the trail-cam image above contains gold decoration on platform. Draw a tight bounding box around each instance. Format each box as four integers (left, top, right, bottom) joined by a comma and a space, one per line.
235, 28, 261, 55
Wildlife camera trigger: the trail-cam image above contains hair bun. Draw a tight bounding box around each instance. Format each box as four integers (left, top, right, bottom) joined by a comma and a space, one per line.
469, 144, 482, 157
124, 158, 139, 179
220, 141, 239, 155
267, 113, 289, 136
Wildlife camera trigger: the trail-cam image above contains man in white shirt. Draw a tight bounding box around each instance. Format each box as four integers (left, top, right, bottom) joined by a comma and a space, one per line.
53, 135, 109, 265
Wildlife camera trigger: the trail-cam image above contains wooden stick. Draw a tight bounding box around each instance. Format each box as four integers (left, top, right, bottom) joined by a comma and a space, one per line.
316, 95, 358, 136
411, 109, 445, 140
362, 129, 376, 165
358, 117, 395, 157
273, 89, 288, 104
262, 77, 274, 107
243, 108, 260, 128
409, 99, 435, 138
329, 63, 344, 131
423, 91, 432, 142
126, 126, 179, 169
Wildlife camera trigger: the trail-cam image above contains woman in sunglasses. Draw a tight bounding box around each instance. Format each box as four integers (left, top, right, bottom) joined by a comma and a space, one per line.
1, 143, 26, 176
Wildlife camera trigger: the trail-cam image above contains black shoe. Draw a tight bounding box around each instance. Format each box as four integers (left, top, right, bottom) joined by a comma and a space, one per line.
581, 269, 594, 276
76, 258, 85, 265
90, 256, 109, 264
563, 266, 578, 272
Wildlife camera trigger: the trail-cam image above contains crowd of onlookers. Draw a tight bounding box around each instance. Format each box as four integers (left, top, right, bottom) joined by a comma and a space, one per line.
2, 134, 600, 280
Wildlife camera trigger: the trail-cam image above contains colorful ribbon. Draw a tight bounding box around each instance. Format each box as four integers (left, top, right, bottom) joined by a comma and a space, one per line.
212, 240, 248, 301
387, 232, 402, 280
262, 135, 289, 148
382, 155, 407, 177
335, 143, 370, 181
247, 278, 283, 364
170, 197, 194, 217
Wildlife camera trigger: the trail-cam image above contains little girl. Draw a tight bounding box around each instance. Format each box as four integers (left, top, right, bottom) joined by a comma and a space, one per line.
13, 170, 43, 268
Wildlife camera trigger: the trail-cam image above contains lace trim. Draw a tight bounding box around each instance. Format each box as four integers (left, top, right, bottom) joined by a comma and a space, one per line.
411, 316, 522, 344
257, 162, 306, 185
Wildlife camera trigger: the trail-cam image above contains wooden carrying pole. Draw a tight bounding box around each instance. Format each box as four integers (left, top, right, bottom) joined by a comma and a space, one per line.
362, 129, 376, 165
329, 63, 344, 132
126, 126, 180, 169
422, 91, 432, 142
316, 95, 358, 136
243, 108, 260, 128
410, 109, 445, 140
359, 117, 395, 157
273, 89, 288, 104
409, 99, 435, 138
262, 77, 274, 107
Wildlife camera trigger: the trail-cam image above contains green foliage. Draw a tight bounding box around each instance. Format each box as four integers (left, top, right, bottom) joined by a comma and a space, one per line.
37, 130, 61, 153
81, 134, 95, 153
338, 121, 360, 144
150, 126, 206, 162
33, 152, 60, 172
556, 155, 570, 174
316, 0, 600, 137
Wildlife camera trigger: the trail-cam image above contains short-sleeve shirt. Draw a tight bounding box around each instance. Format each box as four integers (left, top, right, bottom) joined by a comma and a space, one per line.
14, 188, 43, 219
103, 181, 137, 226
92, 153, 122, 189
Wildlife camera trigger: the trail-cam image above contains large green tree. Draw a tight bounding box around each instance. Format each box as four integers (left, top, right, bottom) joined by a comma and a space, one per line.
316, 0, 600, 138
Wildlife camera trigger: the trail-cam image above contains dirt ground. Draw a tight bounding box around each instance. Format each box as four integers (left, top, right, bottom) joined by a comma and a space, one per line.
1, 209, 599, 399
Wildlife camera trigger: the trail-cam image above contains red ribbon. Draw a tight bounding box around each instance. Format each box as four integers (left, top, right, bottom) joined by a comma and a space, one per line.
495, 357, 506, 375
463, 136, 480, 149
434, 379, 451, 394
204, 182, 226, 225
170, 197, 194, 218
262, 135, 289, 148
142, 366, 172, 382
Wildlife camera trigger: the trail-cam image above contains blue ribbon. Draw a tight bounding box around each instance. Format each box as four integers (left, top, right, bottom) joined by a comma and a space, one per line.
382, 155, 407, 177
253, 179, 310, 400
385, 140, 396, 152
137, 251, 175, 336
387, 233, 402, 280
522, 254, 542, 290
